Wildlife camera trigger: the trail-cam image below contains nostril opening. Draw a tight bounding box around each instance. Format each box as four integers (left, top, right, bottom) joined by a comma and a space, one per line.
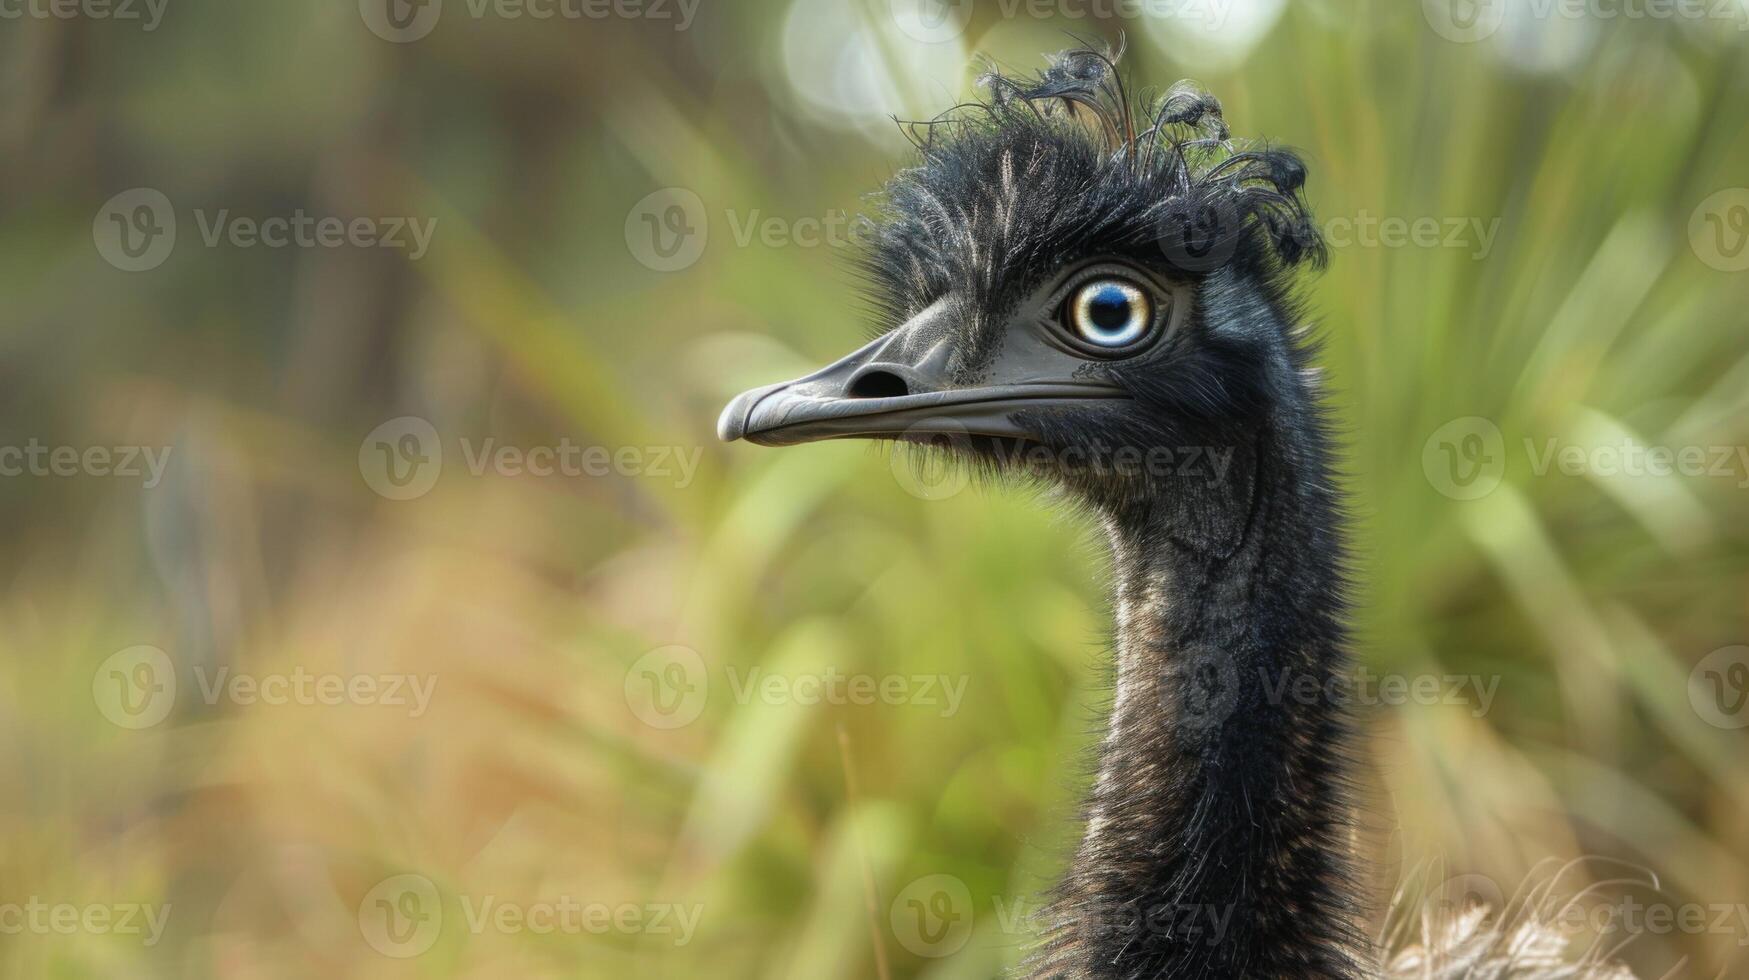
847, 370, 910, 399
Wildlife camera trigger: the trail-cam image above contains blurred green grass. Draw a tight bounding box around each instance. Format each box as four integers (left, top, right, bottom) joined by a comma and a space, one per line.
2, 0, 1747, 977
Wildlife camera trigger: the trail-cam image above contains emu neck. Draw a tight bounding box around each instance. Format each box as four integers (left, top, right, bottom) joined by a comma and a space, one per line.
1045, 422, 1365, 979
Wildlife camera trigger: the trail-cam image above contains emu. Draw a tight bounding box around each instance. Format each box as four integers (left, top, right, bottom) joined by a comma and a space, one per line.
719, 47, 1636, 980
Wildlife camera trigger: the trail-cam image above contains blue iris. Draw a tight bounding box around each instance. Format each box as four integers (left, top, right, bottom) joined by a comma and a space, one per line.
1071, 278, 1151, 348
1085, 285, 1133, 333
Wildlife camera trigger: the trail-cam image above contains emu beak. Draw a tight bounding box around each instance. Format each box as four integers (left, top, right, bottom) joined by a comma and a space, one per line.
718, 301, 1127, 446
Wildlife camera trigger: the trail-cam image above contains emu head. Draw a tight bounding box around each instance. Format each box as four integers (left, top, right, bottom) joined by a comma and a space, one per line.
720, 48, 1326, 520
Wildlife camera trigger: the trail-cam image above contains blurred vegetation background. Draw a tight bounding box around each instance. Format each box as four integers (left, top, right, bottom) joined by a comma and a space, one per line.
2, 0, 1747, 976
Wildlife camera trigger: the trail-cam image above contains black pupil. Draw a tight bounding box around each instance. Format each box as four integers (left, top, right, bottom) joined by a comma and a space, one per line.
1088, 289, 1131, 331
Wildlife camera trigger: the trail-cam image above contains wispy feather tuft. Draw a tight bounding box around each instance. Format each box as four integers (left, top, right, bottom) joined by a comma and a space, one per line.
864, 44, 1325, 337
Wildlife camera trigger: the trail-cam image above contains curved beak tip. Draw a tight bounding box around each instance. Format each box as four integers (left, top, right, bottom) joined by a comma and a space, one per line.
716, 392, 752, 443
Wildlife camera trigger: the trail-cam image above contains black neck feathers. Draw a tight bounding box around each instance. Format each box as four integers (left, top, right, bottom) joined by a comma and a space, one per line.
1035, 410, 1367, 980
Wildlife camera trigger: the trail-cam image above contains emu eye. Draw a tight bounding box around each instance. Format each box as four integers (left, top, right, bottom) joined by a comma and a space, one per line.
1066, 278, 1154, 349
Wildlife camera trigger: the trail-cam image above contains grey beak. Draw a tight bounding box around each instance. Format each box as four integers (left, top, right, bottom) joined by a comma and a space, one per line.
718, 302, 1127, 447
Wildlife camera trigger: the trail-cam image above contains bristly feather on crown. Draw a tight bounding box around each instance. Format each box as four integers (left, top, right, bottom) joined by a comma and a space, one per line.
884, 41, 1327, 274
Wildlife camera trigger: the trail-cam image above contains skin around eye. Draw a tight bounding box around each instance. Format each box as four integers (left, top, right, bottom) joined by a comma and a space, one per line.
1069, 278, 1153, 348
